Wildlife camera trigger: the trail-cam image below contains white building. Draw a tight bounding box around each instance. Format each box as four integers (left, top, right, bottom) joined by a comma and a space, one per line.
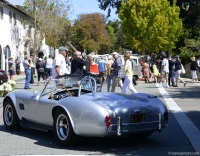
0, 0, 53, 71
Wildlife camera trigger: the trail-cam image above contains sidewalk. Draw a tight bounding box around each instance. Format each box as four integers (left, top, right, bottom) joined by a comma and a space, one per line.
15, 74, 26, 82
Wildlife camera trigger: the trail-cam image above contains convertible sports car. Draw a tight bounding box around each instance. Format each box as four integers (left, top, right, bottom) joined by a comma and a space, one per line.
3, 74, 168, 146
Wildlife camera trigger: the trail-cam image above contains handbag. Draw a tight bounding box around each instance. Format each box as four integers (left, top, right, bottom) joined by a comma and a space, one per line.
181, 64, 185, 74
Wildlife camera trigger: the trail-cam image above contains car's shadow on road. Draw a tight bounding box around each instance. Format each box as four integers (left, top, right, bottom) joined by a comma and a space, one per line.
0, 124, 164, 155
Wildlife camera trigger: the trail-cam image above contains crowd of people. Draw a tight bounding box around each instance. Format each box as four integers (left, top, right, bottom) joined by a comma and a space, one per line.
8, 47, 200, 92
19, 47, 137, 94
139, 54, 200, 88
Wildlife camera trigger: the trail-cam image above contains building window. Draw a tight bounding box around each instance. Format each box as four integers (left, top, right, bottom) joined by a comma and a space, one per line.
13, 13, 16, 25
9, 11, 12, 23
0, 6, 3, 20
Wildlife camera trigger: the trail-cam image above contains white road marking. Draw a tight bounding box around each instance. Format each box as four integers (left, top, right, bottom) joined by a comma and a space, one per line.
156, 84, 200, 153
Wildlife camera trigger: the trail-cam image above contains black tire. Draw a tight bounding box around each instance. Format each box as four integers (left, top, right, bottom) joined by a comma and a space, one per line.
53, 109, 78, 146
3, 99, 20, 130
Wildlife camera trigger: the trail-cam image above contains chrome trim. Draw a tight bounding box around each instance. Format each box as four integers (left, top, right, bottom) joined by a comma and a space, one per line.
79, 76, 96, 97
158, 113, 162, 131
117, 116, 122, 136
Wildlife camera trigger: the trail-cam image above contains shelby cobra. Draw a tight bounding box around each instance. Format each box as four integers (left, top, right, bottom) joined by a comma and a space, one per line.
3, 74, 168, 146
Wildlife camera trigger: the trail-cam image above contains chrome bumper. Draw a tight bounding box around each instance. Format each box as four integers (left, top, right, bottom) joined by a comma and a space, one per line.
109, 114, 168, 135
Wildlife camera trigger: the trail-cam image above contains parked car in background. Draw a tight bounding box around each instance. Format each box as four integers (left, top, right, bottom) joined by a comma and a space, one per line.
130, 56, 143, 80
119, 55, 142, 80
0, 69, 8, 84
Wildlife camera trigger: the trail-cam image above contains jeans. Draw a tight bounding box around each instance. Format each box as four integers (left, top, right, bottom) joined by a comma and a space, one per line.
106, 75, 114, 92
24, 69, 31, 88
168, 69, 175, 86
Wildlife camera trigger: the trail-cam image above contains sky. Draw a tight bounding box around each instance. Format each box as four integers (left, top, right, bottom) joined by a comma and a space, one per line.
8, 0, 119, 21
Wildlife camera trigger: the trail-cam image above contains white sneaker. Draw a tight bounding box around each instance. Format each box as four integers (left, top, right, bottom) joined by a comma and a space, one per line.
164, 85, 169, 88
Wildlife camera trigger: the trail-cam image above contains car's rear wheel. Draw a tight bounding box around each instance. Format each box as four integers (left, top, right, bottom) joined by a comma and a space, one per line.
53, 109, 77, 146
3, 99, 20, 130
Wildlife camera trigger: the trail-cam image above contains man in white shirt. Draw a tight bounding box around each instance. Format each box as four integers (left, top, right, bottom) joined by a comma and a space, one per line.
52, 47, 68, 78
159, 54, 169, 88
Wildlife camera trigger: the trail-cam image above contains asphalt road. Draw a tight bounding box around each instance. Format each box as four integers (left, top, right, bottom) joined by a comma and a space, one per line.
0, 77, 200, 156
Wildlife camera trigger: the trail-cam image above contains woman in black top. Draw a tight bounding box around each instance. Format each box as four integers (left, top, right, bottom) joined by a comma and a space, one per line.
174, 57, 186, 87
36, 58, 46, 86
190, 57, 198, 82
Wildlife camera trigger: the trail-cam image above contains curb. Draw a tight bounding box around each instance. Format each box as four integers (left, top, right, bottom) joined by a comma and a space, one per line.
16, 78, 25, 82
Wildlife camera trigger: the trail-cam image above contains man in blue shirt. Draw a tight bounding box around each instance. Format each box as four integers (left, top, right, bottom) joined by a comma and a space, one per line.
111, 52, 123, 92
23, 55, 32, 89
98, 56, 107, 82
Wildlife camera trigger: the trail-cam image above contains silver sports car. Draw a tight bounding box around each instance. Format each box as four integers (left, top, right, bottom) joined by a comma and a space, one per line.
3, 74, 168, 146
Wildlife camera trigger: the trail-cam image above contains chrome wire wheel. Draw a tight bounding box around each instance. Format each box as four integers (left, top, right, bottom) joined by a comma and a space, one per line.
56, 114, 69, 140
4, 104, 13, 126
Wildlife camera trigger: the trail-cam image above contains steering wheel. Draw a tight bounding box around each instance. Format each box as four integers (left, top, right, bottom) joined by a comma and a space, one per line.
50, 86, 72, 100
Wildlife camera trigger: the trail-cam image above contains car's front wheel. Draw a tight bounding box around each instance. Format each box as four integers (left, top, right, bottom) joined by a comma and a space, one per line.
53, 109, 77, 146
3, 99, 20, 130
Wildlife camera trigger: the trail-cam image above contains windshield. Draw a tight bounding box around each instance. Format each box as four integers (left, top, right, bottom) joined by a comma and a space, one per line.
41, 75, 95, 98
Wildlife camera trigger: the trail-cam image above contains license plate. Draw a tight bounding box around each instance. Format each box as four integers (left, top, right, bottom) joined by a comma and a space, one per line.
130, 114, 145, 122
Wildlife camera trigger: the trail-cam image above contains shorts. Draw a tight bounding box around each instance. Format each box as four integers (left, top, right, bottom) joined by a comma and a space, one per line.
112, 76, 122, 88
175, 70, 181, 78
9, 70, 14, 76
161, 71, 169, 79
191, 70, 197, 79
46, 68, 52, 77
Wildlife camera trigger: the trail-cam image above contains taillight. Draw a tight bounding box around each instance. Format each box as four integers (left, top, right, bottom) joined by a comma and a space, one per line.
105, 115, 111, 127
163, 112, 168, 121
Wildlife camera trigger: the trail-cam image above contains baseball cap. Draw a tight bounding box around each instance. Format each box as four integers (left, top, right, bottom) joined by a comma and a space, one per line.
112, 52, 118, 55
59, 46, 69, 52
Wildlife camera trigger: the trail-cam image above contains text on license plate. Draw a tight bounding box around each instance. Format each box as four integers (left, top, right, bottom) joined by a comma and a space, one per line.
130, 114, 145, 122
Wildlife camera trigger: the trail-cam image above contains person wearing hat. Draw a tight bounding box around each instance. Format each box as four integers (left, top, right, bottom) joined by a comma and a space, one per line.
111, 52, 123, 92
52, 46, 68, 78
23, 55, 32, 89
36, 58, 46, 85
190, 56, 198, 82
8, 57, 15, 80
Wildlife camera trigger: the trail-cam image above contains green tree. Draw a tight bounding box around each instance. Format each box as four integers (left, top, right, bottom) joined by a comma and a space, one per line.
98, 0, 122, 17
23, 0, 71, 55
73, 13, 111, 54
119, 0, 182, 54
106, 19, 131, 52
106, 25, 117, 49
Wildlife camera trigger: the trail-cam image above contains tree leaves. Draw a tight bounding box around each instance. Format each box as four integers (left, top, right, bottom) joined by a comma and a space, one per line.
73, 13, 111, 54
119, 0, 182, 54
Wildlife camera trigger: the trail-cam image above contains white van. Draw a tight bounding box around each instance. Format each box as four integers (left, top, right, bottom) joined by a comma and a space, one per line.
130, 56, 142, 80
119, 55, 142, 80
